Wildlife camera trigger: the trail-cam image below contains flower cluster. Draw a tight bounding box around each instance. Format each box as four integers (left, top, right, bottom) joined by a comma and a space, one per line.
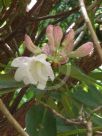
11, 25, 93, 90
43, 25, 93, 64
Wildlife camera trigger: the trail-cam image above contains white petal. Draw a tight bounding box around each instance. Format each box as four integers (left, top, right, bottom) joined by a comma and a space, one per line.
30, 60, 48, 82
29, 61, 40, 84
43, 64, 55, 81
14, 67, 26, 82
33, 54, 50, 66
35, 54, 47, 60
14, 65, 37, 85
36, 63, 48, 81
11, 57, 31, 67
34, 60, 54, 82
29, 60, 48, 90
12, 54, 55, 90
35, 54, 54, 81
37, 80, 47, 90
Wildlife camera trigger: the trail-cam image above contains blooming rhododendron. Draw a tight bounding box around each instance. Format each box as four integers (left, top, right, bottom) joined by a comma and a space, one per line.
11, 24, 94, 90
11, 54, 54, 90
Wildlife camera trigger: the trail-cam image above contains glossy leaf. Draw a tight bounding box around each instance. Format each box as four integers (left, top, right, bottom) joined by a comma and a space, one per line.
72, 86, 102, 108
0, 74, 23, 89
25, 104, 56, 136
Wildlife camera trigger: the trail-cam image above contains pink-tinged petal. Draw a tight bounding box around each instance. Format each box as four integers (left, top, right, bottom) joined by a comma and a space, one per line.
24, 34, 41, 54
59, 51, 69, 64
62, 29, 75, 53
53, 25, 63, 47
46, 25, 55, 52
24, 34, 36, 53
11, 57, 31, 67
69, 42, 94, 58
60, 57, 69, 64
42, 44, 52, 55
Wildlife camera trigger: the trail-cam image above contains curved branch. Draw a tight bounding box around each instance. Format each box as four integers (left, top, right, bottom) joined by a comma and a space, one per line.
79, 0, 102, 62
0, 99, 29, 136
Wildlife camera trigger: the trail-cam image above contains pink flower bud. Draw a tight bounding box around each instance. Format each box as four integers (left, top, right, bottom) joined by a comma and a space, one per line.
24, 34, 36, 53
59, 51, 69, 64
24, 34, 41, 54
69, 42, 93, 58
42, 44, 52, 55
62, 29, 75, 51
62, 29, 75, 53
46, 25, 55, 52
53, 25, 63, 47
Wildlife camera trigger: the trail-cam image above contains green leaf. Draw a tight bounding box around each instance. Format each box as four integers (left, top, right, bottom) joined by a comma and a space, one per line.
72, 86, 102, 108
58, 128, 87, 136
92, 114, 102, 127
2, 0, 11, 7
89, 72, 102, 80
0, 88, 16, 95
58, 126, 102, 136
70, 65, 98, 85
0, 73, 23, 88
61, 92, 75, 118
0, 0, 3, 9
60, 64, 101, 86
25, 104, 57, 136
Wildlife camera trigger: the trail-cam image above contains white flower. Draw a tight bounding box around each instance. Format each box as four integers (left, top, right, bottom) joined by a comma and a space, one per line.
11, 54, 54, 90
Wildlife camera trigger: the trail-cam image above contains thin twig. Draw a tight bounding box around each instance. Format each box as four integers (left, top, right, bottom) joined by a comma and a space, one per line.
75, 24, 86, 36
79, 0, 102, 62
74, 31, 85, 47
95, 131, 102, 135
30, 7, 79, 21
92, 105, 102, 113
0, 0, 19, 23
0, 99, 29, 136
37, 100, 86, 126
35, 7, 78, 44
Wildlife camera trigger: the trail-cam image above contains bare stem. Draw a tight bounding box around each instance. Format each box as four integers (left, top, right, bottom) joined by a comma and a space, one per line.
38, 100, 86, 126
92, 105, 102, 113
0, 99, 29, 136
86, 120, 93, 136
79, 0, 102, 62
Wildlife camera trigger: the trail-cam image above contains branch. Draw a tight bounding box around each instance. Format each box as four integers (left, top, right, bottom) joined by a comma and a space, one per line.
10, 85, 29, 113
92, 105, 102, 113
86, 120, 93, 136
74, 31, 85, 47
38, 100, 86, 126
30, 7, 79, 21
0, 99, 29, 136
79, 0, 102, 62
0, 0, 19, 23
